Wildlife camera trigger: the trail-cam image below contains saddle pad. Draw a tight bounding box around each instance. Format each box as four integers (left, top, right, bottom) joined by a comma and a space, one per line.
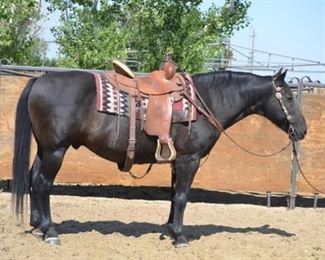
94, 72, 197, 123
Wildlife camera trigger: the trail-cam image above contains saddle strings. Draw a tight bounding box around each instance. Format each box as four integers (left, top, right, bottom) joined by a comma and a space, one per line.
128, 163, 153, 179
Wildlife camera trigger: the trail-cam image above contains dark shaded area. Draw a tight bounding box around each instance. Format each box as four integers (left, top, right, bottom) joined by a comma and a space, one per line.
25, 220, 295, 243
2, 180, 324, 208
48, 220, 294, 241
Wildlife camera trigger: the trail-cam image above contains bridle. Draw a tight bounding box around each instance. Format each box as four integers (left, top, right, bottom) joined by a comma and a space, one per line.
272, 80, 297, 140
273, 80, 324, 194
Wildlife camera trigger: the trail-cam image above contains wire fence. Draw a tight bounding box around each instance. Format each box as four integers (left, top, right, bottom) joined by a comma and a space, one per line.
204, 42, 325, 83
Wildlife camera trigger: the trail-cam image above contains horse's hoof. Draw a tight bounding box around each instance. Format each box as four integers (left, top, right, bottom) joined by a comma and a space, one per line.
44, 236, 61, 246
32, 228, 44, 239
159, 233, 167, 240
174, 240, 189, 248
159, 231, 173, 240
165, 223, 176, 237
160, 224, 173, 240
174, 235, 189, 248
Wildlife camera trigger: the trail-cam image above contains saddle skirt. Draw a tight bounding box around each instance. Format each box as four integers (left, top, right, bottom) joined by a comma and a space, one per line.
94, 72, 197, 123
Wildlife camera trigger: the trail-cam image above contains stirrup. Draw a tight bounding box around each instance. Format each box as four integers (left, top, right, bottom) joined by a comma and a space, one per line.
155, 138, 177, 162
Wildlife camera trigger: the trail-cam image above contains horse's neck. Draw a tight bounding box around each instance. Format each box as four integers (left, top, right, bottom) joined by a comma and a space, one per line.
195, 73, 270, 130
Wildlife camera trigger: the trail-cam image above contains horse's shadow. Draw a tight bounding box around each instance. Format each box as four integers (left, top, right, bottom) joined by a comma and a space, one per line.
55, 220, 295, 241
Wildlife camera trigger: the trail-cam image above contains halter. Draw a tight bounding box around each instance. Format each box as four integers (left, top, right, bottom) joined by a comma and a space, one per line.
272, 80, 297, 140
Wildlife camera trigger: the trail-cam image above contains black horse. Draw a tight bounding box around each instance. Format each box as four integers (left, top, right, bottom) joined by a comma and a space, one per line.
12, 68, 306, 247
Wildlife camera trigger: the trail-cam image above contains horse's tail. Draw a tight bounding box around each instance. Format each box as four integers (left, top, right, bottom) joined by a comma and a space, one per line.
12, 77, 37, 220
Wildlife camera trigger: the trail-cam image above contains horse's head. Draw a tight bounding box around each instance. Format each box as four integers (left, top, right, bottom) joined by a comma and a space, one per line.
262, 69, 307, 141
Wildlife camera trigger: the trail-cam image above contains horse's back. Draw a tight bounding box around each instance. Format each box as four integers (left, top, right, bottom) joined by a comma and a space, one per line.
30, 71, 95, 101
28, 71, 97, 148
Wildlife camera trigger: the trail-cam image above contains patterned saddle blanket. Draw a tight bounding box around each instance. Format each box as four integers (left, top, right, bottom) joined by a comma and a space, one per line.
94, 72, 196, 123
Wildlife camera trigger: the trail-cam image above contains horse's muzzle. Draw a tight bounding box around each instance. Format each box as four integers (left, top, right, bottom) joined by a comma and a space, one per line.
289, 124, 307, 141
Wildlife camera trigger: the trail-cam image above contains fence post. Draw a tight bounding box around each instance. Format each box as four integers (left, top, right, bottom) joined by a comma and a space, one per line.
267, 191, 271, 207
289, 147, 299, 209
288, 77, 305, 209
313, 193, 319, 209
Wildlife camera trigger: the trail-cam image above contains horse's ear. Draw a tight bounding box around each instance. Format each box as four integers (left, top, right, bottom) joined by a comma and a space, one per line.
272, 69, 282, 80
281, 69, 288, 81
273, 68, 287, 82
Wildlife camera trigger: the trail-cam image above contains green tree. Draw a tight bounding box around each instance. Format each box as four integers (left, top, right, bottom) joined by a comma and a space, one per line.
47, 0, 250, 72
48, 0, 130, 69
0, 0, 47, 65
124, 0, 250, 72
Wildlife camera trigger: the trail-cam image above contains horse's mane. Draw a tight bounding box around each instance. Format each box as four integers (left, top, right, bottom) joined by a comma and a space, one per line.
192, 70, 270, 90
191, 70, 273, 108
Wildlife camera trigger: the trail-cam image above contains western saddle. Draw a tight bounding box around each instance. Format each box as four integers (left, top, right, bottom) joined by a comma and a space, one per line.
106, 54, 189, 171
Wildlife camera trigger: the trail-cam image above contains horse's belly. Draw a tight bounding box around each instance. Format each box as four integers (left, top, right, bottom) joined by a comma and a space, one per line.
83, 126, 158, 165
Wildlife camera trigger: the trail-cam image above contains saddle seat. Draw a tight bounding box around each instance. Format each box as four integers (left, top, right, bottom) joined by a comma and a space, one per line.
108, 57, 187, 172
111, 60, 183, 95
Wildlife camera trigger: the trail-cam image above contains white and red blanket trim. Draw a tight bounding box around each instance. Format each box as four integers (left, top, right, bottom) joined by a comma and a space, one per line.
94, 72, 197, 123
94, 72, 129, 116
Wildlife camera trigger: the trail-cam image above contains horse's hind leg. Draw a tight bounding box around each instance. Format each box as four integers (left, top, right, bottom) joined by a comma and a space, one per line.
29, 151, 44, 238
29, 147, 67, 245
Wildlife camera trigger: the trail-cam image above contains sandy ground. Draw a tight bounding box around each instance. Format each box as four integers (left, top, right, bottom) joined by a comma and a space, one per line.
0, 192, 324, 260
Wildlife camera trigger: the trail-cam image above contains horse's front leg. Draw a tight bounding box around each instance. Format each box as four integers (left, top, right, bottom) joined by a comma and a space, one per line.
167, 155, 200, 247
166, 163, 176, 224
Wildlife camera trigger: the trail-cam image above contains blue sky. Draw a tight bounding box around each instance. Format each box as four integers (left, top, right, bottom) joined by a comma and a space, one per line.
42, 0, 325, 81
201, 0, 325, 81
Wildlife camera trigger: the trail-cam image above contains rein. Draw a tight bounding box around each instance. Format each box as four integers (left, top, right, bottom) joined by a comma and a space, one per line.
286, 111, 324, 194
291, 142, 324, 194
